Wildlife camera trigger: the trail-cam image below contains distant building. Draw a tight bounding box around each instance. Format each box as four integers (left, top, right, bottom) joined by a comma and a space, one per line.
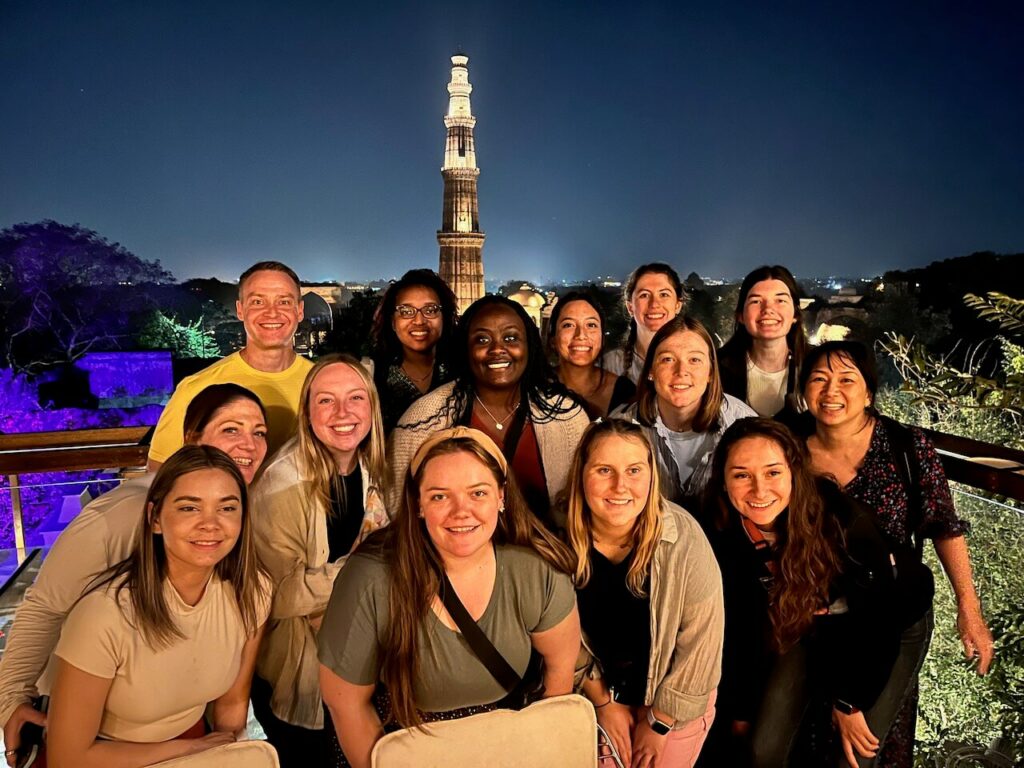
508, 284, 547, 329
300, 281, 343, 307
437, 54, 485, 313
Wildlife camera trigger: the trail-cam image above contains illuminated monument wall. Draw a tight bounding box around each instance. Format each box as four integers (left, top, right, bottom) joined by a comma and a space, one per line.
437, 54, 485, 314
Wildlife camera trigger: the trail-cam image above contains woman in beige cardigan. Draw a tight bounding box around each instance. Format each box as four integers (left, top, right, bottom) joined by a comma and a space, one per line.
566, 419, 723, 768
389, 296, 590, 528
251, 355, 389, 768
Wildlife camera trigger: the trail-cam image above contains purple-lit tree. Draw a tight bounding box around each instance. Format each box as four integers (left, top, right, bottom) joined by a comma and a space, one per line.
0, 220, 174, 372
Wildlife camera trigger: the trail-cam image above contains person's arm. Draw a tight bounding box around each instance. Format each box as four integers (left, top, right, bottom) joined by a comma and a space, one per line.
530, 605, 581, 698
0, 488, 140, 739
580, 675, 634, 766
933, 535, 994, 675
319, 665, 382, 768
211, 624, 265, 736
46, 659, 234, 768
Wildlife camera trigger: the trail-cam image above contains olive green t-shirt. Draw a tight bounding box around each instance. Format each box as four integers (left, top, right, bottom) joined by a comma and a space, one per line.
318, 544, 575, 713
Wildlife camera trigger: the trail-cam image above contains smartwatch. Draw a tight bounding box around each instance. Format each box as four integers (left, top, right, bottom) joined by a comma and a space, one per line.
646, 707, 672, 735
834, 699, 861, 715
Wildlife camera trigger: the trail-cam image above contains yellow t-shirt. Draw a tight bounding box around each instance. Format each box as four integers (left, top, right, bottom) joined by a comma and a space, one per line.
148, 351, 312, 463
55, 577, 270, 742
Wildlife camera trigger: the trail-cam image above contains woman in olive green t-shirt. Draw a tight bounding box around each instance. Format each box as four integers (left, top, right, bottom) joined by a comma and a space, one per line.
317, 427, 582, 768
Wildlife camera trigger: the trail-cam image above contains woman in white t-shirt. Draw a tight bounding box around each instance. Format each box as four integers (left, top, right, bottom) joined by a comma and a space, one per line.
716, 265, 809, 421
45, 445, 270, 768
613, 316, 755, 512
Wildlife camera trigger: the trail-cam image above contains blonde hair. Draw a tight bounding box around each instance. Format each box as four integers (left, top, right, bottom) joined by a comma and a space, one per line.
565, 420, 664, 597
296, 354, 387, 512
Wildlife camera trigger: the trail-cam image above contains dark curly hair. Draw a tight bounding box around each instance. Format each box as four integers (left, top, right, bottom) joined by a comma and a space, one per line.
369, 269, 459, 390
707, 417, 845, 650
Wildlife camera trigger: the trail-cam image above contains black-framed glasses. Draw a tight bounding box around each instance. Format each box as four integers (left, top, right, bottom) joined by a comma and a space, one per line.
395, 303, 442, 320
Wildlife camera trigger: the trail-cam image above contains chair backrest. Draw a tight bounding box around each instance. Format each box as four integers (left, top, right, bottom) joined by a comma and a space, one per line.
371, 694, 597, 768
144, 740, 279, 768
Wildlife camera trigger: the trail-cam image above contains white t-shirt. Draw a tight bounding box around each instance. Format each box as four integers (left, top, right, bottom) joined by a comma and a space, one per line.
745, 357, 789, 417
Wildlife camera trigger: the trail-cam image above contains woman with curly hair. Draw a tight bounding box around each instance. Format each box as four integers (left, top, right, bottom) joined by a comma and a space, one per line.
566, 419, 723, 768
367, 268, 459, 433
318, 427, 581, 768
389, 295, 590, 527
704, 418, 932, 768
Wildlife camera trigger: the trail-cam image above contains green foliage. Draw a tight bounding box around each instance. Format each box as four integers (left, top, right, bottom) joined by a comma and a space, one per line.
136, 311, 218, 358
964, 292, 1024, 336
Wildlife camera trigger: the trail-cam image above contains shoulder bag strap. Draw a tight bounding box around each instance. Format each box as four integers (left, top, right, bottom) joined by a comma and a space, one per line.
439, 571, 522, 691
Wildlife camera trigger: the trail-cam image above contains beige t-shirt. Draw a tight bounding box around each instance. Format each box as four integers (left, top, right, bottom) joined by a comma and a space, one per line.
746, 357, 788, 417
55, 577, 269, 743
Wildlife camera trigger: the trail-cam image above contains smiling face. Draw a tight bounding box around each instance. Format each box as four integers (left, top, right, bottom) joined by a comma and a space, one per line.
740, 279, 796, 342
650, 330, 711, 422
803, 352, 872, 429
193, 398, 268, 485
235, 269, 304, 351
392, 285, 443, 355
724, 436, 793, 530
418, 450, 504, 565
582, 434, 652, 536
628, 272, 683, 334
467, 304, 528, 394
309, 363, 373, 473
553, 299, 603, 368
152, 468, 243, 578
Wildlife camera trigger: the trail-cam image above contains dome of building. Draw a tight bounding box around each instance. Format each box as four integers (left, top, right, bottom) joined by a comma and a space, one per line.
508, 284, 546, 327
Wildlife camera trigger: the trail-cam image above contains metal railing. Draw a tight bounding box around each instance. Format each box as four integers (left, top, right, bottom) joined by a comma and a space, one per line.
0, 427, 150, 560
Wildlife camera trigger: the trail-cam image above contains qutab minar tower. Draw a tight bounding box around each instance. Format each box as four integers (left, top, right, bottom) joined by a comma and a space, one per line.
437, 54, 485, 313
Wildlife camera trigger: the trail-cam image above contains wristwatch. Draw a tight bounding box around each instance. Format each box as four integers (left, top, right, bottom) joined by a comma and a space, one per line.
646, 707, 672, 735
834, 699, 861, 715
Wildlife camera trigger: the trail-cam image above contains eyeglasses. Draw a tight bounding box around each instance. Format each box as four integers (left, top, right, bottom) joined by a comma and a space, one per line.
394, 303, 442, 320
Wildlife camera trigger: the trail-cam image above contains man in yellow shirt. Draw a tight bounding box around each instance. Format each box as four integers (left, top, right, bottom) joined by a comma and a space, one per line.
147, 261, 313, 470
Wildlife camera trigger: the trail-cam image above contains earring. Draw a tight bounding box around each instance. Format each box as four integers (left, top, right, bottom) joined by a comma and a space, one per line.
498, 503, 505, 514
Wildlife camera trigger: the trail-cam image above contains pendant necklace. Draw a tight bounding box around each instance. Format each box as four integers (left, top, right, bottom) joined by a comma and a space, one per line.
474, 396, 519, 431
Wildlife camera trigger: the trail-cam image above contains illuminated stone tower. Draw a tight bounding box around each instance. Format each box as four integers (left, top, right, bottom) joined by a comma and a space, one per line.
437, 54, 485, 313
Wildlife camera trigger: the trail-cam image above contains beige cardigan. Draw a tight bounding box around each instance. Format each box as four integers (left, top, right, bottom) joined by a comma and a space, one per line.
386, 381, 590, 512
252, 438, 389, 729
583, 501, 724, 724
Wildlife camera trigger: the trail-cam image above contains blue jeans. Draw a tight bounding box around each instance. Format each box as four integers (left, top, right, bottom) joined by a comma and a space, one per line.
750, 611, 934, 767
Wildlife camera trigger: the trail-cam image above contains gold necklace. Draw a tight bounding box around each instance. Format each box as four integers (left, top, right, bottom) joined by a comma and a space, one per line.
474, 396, 519, 431
401, 364, 432, 385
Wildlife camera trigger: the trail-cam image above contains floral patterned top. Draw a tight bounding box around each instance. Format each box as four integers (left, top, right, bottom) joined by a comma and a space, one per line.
843, 418, 969, 546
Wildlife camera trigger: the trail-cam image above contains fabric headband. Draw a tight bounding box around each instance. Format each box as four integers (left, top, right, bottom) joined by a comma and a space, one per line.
409, 426, 509, 477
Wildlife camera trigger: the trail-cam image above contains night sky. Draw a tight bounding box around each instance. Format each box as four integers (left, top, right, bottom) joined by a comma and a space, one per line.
1, 1, 1022, 283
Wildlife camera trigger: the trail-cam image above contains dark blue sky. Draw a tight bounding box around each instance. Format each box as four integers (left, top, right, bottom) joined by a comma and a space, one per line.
2, 1, 1022, 283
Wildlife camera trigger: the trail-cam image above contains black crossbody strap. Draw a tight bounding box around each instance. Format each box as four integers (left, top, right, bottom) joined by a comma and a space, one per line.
439, 571, 521, 691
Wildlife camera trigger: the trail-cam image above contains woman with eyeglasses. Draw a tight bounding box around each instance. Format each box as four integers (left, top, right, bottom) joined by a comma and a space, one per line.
368, 269, 459, 433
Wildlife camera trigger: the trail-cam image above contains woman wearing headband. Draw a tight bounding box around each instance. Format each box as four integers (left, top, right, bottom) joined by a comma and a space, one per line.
318, 427, 581, 768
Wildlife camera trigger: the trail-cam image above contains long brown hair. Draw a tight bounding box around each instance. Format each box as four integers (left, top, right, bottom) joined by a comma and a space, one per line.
379, 434, 573, 729
635, 315, 724, 433
295, 354, 387, 514
564, 420, 663, 597
719, 265, 808, 367
708, 418, 844, 650
93, 445, 267, 647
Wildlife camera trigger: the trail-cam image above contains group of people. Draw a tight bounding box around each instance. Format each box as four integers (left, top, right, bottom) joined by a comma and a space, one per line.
0, 259, 993, 768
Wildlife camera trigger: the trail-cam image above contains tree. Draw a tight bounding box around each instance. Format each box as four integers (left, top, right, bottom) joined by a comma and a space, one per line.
0, 220, 173, 371
136, 311, 219, 359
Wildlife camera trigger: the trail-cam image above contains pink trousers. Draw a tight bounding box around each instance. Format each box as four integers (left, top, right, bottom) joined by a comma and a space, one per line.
652, 688, 717, 768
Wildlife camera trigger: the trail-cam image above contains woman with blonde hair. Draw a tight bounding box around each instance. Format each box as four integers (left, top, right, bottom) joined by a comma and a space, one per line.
251, 354, 390, 768
614, 315, 755, 510
45, 445, 270, 768
318, 427, 581, 768
566, 419, 723, 768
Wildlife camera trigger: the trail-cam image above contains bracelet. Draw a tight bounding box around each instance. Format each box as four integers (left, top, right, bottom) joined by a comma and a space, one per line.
594, 697, 613, 708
